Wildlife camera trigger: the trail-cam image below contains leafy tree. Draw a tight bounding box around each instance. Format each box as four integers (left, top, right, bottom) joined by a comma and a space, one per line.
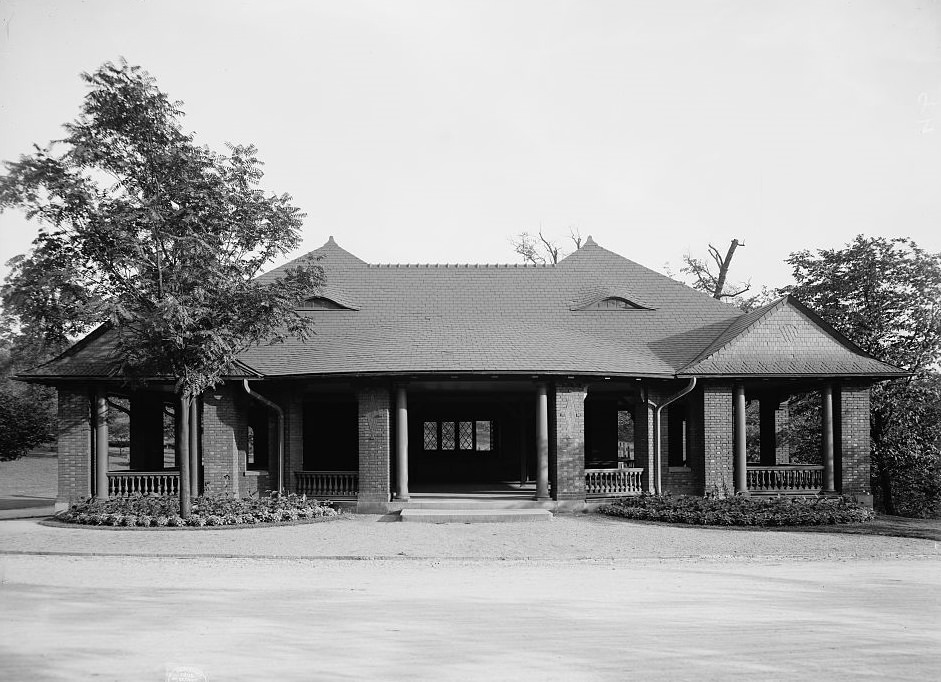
0, 60, 323, 514
784, 235, 941, 517
0, 334, 56, 460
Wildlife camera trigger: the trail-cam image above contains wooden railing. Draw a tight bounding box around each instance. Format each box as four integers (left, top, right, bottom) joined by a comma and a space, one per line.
747, 465, 824, 494
295, 471, 358, 499
108, 471, 180, 497
585, 468, 644, 497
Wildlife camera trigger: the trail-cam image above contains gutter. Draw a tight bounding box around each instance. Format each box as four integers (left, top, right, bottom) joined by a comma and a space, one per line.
242, 380, 285, 494
646, 378, 697, 495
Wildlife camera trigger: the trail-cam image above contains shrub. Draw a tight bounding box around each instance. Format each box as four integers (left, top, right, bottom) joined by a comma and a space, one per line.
598, 494, 874, 526
53, 491, 339, 528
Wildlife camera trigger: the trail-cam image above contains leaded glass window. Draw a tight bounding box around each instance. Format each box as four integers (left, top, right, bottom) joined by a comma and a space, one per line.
458, 422, 474, 450
441, 421, 456, 450
475, 421, 492, 451
423, 421, 438, 451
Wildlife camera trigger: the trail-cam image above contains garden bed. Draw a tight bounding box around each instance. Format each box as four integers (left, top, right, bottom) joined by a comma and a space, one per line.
53, 492, 340, 528
597, 494, 874, 526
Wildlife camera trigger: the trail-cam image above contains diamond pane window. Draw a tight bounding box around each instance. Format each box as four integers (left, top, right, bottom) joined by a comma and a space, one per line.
423, 422, 438, 451
475, 421, 492, 451
441, 421, 456, 450
458, 422, 474, 450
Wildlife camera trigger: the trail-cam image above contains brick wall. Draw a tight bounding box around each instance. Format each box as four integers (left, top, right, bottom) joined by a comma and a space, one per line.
838, 382, 872, 505
554, 383, 587, 500
357, 385, 391, 513
201, 383, 247, 497
57, 387, 92, 506
702, 382, 734, 496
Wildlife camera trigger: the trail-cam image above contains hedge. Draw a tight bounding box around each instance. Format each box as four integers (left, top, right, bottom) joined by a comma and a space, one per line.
53, 492, 339, 527
598, 494, 874, 526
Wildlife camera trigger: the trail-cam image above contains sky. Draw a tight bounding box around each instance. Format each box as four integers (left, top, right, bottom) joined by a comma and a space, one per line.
1, 0, 939, 292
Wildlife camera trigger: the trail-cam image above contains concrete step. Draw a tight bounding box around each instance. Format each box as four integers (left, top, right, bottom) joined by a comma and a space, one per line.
399, 508, 553, 523
403, 497, 554, 511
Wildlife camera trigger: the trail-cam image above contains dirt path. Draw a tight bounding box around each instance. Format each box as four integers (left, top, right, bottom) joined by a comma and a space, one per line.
1, 554, 938, 681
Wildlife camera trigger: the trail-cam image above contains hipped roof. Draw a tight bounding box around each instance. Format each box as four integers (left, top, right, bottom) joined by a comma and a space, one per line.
21, 236, 906, 382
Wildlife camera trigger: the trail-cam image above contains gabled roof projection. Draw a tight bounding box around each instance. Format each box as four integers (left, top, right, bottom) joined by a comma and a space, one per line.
21, 236, 905, 381
679, 296, 906, 377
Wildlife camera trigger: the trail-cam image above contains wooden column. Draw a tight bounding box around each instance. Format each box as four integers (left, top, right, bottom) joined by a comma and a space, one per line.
189, 397, 200, 497
536, 384, 549, 500
822, 383, 835, 492
94, 391, 109, 499
395, 386, 409, 501
733, 383, 747, 494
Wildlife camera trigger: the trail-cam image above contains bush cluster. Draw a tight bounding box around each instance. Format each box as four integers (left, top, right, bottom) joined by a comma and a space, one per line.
53, 492, 339, 527
598, 494, 874, 526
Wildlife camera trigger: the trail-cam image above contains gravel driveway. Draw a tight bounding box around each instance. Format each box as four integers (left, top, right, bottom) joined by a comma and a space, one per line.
2, 513, 939, 561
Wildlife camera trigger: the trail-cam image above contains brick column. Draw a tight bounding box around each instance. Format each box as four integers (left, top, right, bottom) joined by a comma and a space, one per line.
703, 383, 734, 496
775, 400, 790, 464
554, 382, 587, 501
201, 383, 246, 497
357, 386, 391, 513
838, 383, 872, 505
56, 387, 92, 509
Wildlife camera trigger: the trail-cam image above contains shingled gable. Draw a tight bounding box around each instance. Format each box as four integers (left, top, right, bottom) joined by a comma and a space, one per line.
678, 295, 907, 378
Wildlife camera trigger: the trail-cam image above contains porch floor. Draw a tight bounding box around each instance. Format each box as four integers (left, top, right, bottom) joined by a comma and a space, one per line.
408, 481, 536, 499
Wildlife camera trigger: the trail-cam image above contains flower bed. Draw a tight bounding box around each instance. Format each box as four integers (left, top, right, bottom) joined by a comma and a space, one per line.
598, 494, 874, 526
53, 492, 339, 527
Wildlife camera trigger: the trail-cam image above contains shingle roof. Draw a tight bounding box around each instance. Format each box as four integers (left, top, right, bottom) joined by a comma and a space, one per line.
21, 237, 905, 381
678, 295, 906, 377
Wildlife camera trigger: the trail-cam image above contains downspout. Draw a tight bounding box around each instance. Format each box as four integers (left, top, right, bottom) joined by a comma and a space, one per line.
646, 378, 697, 496
243, 380, 285, 494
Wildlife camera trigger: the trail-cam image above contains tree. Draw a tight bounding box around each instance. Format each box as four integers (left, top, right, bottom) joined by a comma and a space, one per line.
0, 60, 323, 515
681, 239, 751, 301
511, 228, 582, 265
784, 235, 941, 517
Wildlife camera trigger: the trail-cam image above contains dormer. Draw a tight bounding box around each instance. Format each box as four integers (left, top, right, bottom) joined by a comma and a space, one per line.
296, 295, 358, 311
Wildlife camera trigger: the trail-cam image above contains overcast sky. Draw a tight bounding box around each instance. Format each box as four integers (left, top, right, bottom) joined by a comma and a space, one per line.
1, 0, 939, 291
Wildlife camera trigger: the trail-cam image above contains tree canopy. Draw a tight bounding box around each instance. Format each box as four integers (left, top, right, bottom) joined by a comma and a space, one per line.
784, 235, 941, 516
0, 60, 323, 398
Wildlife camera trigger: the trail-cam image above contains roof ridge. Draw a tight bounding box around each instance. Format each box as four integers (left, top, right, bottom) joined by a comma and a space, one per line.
677, 297, 788, 372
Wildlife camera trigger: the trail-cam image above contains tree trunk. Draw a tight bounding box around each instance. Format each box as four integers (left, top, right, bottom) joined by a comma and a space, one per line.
713, 239, 740, 299
177, 393, 192, 518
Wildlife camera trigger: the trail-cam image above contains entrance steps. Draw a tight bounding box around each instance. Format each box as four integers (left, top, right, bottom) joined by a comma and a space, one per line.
397, 495, 554, 523
399, 507, 552, 523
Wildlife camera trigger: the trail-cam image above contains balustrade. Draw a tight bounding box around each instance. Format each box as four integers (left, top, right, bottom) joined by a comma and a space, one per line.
746, 465, 824, 494
585, 467, 644, 497
107, 471, 180, 497
295, 471, 358, 499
